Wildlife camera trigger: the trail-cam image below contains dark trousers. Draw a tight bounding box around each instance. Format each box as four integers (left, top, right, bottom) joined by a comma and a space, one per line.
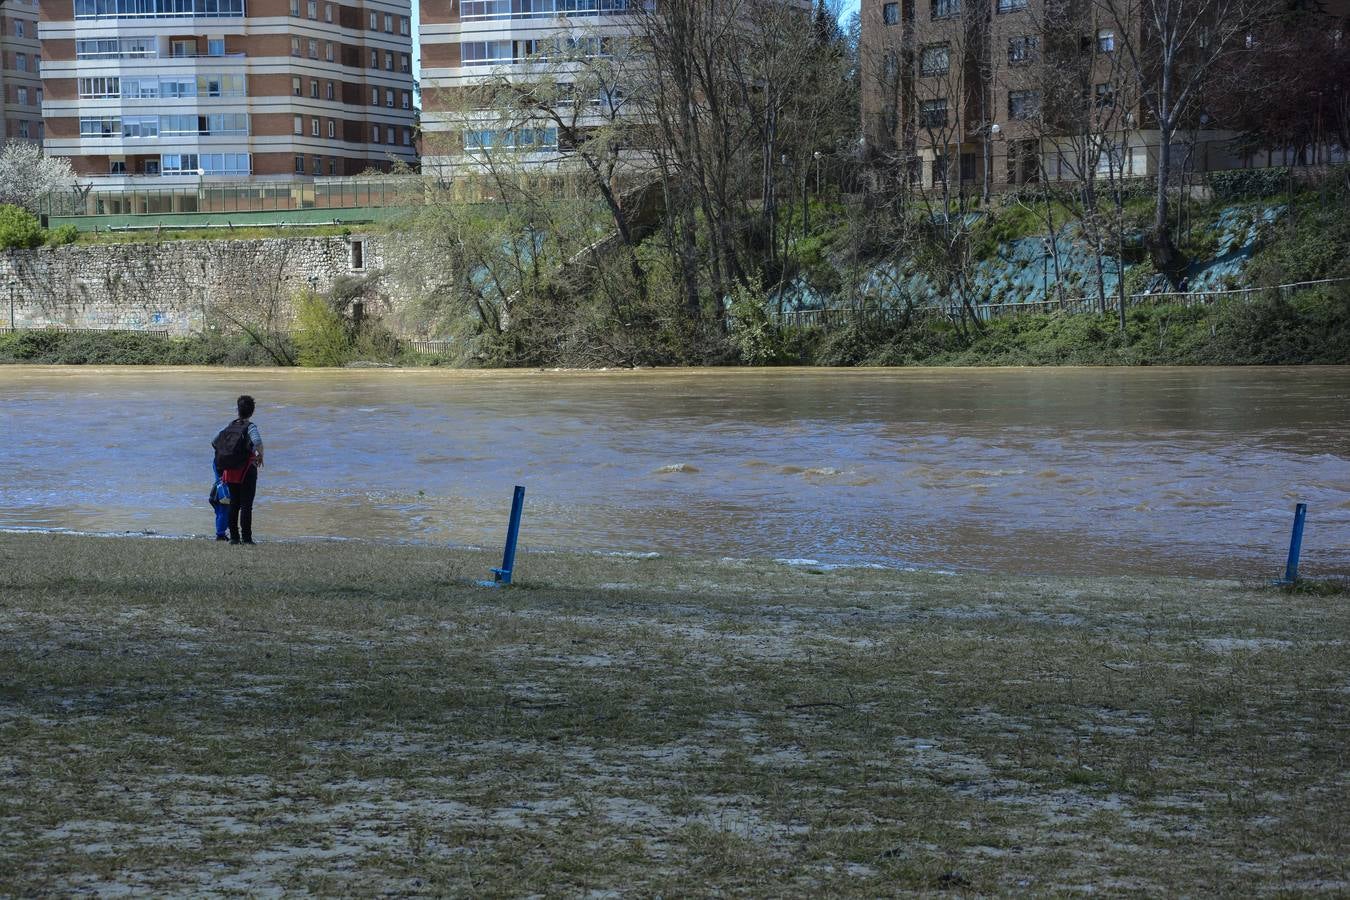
228, 467, 258, 542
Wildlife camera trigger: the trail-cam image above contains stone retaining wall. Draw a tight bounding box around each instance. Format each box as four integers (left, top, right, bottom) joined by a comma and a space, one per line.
0, 234, 389, 335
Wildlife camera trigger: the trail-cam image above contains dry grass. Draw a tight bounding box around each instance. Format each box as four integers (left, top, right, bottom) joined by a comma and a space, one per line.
0, 533, 1346, 895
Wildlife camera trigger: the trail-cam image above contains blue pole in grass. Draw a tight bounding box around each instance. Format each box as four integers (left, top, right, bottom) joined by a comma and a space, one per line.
1278, 503, 1307, 585
489, 485, 525, 586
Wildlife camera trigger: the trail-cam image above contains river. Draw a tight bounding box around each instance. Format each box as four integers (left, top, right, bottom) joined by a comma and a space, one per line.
1, 366, 1346, 577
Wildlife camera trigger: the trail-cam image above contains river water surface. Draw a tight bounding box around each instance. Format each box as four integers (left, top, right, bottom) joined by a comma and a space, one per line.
1, 366, 1347, 577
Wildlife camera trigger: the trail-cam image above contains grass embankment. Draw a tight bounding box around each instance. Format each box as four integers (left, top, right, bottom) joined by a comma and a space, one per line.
1, 533, 1345, 894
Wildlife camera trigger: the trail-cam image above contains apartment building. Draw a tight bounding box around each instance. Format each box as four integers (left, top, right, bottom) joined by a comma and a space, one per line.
418, 0, 812, 175
860, 0, 1350, 190
37, 0, 417, 181
2, 0, 45, 144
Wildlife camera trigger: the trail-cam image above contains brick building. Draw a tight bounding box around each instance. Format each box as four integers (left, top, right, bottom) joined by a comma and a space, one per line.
2, 0, 44, 144
860, 0, 1350, 191
37, 0, 417, 181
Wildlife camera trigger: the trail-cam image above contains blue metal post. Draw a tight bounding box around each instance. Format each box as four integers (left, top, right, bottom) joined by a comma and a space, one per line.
491, 485, 525, 586
1280, 503, 1307, 585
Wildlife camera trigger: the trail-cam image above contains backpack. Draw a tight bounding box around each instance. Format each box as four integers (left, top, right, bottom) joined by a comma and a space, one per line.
212, 420, 253, 471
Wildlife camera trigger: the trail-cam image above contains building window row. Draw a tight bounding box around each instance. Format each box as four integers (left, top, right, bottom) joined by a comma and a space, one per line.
78, 74, 245, 99
6, 51, 37, 72
293, 115, 411, 147
9, 86, 44, 106
460, 0, 641, 22
76, 36, 157, 59
461, 36, 609, 67
284, 0, 409, 35
289, 36, 409, 72
74, 0, 244, 20
80, 113, 250, 137
463, 126, 558, 151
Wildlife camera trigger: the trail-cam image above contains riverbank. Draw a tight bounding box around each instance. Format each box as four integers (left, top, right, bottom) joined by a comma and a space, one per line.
4, 288, 1348, 367
2, 532, 1345, 894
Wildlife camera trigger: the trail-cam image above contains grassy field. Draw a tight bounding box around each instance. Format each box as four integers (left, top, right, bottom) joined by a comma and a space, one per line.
0, 533, 1345, 895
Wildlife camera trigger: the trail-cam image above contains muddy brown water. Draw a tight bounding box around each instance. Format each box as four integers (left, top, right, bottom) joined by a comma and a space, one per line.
1, 366, 1346, 577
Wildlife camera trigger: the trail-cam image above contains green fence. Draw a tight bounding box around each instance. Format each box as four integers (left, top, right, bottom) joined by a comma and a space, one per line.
41, 177, 425, 219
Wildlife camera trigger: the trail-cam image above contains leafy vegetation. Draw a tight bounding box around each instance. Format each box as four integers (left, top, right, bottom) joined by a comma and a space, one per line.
0, 204, 44, 250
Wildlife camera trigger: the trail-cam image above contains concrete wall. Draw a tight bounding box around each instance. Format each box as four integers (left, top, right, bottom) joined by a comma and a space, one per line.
0, 234, 388, 335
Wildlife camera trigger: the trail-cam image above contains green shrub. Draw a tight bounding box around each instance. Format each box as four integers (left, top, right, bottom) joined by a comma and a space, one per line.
293, 291, 351, 367
44, 224, 79, 247
1208, 168, 1291, 201
0, 204, 44, 250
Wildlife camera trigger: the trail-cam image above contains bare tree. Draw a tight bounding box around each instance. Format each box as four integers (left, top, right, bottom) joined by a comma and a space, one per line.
1090, 0, 1271, 284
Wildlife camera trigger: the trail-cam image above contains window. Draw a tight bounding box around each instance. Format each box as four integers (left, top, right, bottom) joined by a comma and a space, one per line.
369, 48, 378, 67
324, 2, 332, 21
14, 19, 23, 36
931, 0, 958, 19
308, 38, 318, 58
931, 154, 948, 183
920, 43, 949, 76
77, 37, 157, 59
385, 51, 394, 71
384, 13, 392, 31
292, 36, 301, 56
294, 115, 303, 135
79, 116, 121, 138
1098, 30, 1115, 53
160, 77, 195, 98
18, 87, 28, 105
960, 153, 976, 182
310, 80, 319, 98
311, 116, 319, 136
289, 0, 298, 14
461, 40, 514, 66
1008, 89, 1040, 120
295, 154, 306, 174
110, 160, 126, 174
122, 115, 159, 137
402, 127, 411, 145
883, 2, 898, 24
78, 76, 120, 98
385, 88, 394, 107
293, 75, 302, 96
371, 124, 380, 142
170, 39, 195, 57
1094, 83, 1115, 108
400, 53, 410, 73
35, 88, 42, 106
325, 41, 333, 61
401, 90, 410, 109
17, 120, 29, 139
996, 0, 1026, 11
920, 98, 947, 128
369, 10, 377, 28
326, 81, 335, 100
327, 119, 335, 138
15, 52, 26, 71
1008, 35, 1038, 64
312, 156, 321, 174
399, 15, 409, 34
208, 38, 224, 56
306, 0, 315, 17
370, 86, 378, 105
328, 158, 337, 175
386, 125, 394, 144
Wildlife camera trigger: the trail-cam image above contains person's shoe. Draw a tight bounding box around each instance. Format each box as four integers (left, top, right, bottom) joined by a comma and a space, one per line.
242, 539, 256, 545
216, 534, 229, 542
229, 538, 241, 545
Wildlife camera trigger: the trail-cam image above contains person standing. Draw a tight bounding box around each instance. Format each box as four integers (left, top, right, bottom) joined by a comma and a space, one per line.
212, 395, 265, 545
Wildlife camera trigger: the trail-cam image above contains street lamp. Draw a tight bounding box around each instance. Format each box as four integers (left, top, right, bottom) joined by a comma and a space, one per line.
813, 150, 822, 194
983, 122, 1001, 202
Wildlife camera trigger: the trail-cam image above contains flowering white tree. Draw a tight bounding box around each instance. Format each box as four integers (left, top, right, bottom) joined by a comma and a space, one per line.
0, 141, 76, 214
